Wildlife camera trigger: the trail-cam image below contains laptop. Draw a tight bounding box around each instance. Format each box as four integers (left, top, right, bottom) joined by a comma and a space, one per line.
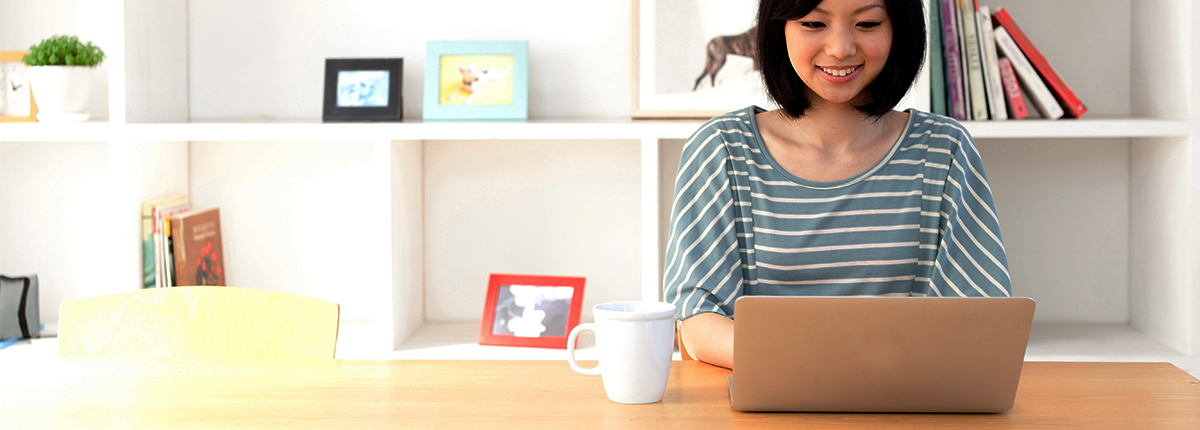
729, 296, 1035, 413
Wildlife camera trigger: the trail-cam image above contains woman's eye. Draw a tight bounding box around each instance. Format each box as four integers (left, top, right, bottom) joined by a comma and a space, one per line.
799, 21, 826, 29
858, 21, 882, 29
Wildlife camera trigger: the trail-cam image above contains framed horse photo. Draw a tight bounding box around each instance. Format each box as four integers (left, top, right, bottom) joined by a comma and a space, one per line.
632, 0, 774, 119
423, 41, 529, 122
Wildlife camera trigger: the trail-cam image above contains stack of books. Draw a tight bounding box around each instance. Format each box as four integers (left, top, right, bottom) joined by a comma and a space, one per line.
929, 2, 1087, 120
141, 195, 226, 288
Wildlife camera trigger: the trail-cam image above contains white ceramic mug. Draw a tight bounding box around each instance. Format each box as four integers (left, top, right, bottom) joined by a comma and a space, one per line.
567, 301, 677, 404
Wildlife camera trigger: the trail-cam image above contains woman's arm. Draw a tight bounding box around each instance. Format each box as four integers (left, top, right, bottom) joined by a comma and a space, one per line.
680, 312, 734, 369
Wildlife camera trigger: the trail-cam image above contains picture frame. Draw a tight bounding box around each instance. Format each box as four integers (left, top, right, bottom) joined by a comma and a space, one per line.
423, 41, 528, 122
0, 51, 38, 123
632, 0, 772, 119
322, 58, 403, 122
478, 273, 585, 349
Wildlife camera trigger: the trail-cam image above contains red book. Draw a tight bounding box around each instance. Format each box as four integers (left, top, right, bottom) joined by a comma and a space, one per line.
997, 58, 1029, 120
171, 208, 226, 287
991, 7, 1087, 118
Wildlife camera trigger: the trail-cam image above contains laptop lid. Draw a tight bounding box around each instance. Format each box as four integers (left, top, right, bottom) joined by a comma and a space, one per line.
730, 296, 1035, 413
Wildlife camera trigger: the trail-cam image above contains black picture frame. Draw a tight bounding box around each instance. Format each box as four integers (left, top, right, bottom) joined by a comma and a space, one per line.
323, 58, 403, 122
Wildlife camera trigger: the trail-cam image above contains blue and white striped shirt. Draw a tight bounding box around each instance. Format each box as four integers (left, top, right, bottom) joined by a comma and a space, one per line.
663, 107, 1011, 320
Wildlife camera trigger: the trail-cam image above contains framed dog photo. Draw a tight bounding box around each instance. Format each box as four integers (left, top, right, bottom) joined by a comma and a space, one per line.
632, 0, 773, 119
423, 41, 528, 122
478, 273, 585, 349
322, 58, 402, 122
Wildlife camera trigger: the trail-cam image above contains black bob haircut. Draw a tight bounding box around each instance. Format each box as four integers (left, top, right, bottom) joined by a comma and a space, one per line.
756, 0, 926, 118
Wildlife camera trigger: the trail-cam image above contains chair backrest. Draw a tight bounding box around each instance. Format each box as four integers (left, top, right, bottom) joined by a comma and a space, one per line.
59, 287, 339, 359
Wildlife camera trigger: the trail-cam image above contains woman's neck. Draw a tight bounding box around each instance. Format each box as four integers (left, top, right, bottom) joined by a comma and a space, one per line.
755, 98, 909, 183
778, 98, 897, 154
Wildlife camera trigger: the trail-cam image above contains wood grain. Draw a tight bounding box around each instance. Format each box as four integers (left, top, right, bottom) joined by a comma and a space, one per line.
58, 287, 339, 359
2, 360, 1196, 429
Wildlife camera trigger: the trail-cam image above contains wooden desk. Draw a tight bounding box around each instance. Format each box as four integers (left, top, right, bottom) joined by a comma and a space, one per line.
2, 360, 1197, 428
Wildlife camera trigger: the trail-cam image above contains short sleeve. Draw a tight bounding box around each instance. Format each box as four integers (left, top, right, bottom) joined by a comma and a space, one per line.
662, 124, 746, 320
920, 128, 1012, 297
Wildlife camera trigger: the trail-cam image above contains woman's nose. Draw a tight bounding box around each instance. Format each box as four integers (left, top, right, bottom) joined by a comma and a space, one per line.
825, 28, 858, 59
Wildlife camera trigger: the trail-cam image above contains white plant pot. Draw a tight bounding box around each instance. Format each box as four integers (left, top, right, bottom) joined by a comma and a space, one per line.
28, 66, 93, 122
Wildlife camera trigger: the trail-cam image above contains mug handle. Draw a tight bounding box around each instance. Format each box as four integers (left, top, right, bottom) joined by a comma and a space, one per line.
567, 323, 600, 376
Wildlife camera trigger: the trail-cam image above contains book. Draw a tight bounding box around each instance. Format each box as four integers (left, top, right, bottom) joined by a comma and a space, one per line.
927, 0, 947, 116
163, 214, 177, 287
939, 0, 966, 120
153, 200, 190, 288
958, 0, 988, 120
997, 57, 1030, 119
953, 0, 970, 118
977, 6, 1007, 120
991, 7, 1087, 118
171, 208, 226, 287
993, 26, 1064, 120
142, 195, 187, 289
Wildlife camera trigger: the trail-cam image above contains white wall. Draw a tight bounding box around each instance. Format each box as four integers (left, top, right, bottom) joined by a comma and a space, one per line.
0, 0, 115, 119
188, 141, 392, 328
980, 139, 1130, 323
187, 0, 631, 120
423, 139, 642, 324
180, 0, 1129, 120
0, 142, 111, 324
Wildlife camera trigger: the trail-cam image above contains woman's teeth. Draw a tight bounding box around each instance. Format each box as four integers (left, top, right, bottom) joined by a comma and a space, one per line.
821, 66, 857, 77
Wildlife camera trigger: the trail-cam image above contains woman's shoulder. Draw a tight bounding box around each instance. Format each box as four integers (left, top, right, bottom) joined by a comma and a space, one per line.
903, 109, 975, 151
687, 107, 759, 142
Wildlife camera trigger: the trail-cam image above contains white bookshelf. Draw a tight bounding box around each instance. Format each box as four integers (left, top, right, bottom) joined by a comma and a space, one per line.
0, 118, 1193, 143
1, 0, 1197, 374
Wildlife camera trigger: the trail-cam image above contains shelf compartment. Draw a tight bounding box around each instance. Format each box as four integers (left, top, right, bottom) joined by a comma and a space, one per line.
1026, 322, 1190, 365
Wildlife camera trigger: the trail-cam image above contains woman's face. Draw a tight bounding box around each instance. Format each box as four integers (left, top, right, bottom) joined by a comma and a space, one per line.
784, 0, 893, 106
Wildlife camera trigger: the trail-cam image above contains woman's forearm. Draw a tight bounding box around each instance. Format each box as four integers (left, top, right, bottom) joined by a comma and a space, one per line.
680, 312, 735, 369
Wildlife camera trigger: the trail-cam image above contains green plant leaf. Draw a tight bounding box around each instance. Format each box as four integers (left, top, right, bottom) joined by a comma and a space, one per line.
22, 34, 106, 67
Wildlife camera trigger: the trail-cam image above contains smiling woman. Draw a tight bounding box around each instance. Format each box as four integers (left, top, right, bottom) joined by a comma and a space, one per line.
664, 0, 1008, 370
758, 0, 925, 118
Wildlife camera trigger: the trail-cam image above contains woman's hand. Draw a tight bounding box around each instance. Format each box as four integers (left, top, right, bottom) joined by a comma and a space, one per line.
680, 312, 735, 369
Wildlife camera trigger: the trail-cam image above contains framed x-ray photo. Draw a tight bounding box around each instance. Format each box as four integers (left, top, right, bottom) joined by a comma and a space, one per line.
478, 273, 585, 349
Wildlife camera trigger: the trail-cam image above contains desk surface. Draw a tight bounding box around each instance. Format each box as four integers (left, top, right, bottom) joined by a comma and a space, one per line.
3, 359, 1198, 429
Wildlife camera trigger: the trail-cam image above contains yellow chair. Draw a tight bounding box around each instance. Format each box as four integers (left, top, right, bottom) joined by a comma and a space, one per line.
59, 287, 339, 359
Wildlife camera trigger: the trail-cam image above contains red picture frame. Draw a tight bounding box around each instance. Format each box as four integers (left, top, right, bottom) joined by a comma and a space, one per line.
478, 273, 586, 349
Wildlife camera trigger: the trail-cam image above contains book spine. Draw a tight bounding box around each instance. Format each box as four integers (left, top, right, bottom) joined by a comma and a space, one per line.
992, 7, 1087, 118
142, 204, 156, 289
928, 0, 947, 116
978, 6, 1007, 120
997, 57, 1029, 119
958, 0, 988, 120
172, 217, 185, 287
954, 0, 970, 118
994, 26, 1063, 119
939, 0, 966, 120
153, 206, 163, 288
164, 215, 174, 287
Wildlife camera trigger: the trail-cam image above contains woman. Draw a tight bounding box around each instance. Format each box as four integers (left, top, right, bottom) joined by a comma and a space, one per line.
663, 0, 1011, 369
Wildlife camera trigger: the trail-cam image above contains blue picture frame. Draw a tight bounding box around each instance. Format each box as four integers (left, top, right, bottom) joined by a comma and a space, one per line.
423, 41, 529, 122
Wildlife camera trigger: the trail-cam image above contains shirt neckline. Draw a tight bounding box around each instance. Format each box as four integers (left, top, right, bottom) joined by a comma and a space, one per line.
745, 106, 916, 190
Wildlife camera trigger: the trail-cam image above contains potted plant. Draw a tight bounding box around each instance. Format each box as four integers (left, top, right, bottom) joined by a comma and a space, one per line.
21, 35, 105, 122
